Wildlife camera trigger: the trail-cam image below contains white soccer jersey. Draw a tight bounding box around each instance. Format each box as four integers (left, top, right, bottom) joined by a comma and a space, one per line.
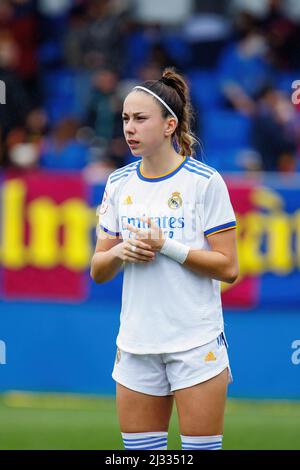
98, 156, 236, 354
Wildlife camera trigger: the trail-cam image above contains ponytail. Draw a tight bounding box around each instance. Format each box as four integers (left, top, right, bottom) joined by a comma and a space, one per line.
136, 67, 199, 156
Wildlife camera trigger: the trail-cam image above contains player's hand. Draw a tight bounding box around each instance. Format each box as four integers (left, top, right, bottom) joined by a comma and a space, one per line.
126, 217, 165, 252
112, 237, 156, 264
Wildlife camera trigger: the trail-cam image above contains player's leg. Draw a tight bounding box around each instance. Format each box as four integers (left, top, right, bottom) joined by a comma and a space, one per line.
112, 349, 174, 450
116, 384, 173, 449
166, 333, 231, 450
116, 383, 174, 432
174, 368, 228, 449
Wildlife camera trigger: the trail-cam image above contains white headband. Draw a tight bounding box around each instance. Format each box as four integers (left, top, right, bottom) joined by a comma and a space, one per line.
133, 86, 178, 121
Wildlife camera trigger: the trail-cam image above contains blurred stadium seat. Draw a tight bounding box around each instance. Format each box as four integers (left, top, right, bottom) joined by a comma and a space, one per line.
202, 110, 251, 148
187, 69, 223, 109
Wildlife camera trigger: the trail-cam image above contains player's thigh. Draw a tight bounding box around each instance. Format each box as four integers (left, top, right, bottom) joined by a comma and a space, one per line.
116, 383, 174, 432
174, 368, 228, 436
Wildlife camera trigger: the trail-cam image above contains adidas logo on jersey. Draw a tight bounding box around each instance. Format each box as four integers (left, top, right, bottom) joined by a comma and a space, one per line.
204, 351, 217, 362
123, 195, 133, 205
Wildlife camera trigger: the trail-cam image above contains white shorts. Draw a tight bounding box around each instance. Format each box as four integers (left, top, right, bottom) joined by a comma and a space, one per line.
112, 333, 233, 396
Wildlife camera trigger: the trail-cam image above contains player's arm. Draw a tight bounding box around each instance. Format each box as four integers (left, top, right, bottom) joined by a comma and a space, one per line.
127, 217, 238, 284
181, 171, 239, 283
90, 231, 156, 284
183, 228, 239, 284
90, 232, 124, 284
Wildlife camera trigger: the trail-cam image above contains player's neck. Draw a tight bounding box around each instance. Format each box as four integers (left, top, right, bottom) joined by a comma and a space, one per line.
140, 149, 185, 178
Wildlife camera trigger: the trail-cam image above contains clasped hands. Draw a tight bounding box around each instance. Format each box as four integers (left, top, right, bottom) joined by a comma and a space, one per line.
122, 217, 165, 264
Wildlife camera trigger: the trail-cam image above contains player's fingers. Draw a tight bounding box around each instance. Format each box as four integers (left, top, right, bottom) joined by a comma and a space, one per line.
140, 216, 152, 227
135, 240, 153, 250
128, 249, 154, 259
124, 245, 155, 262
125, 251, 154, 262
124, 257, 144, 264
124, 252, 153, 263
125, 223, 139, 234
129, 242, 155, 257
135, 229, 152, 240
127, 238, 153, 251
124, 255, 142, 263
140, 216, 159, 231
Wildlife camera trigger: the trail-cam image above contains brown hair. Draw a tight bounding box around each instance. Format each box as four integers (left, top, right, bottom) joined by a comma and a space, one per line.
135, 67, 198, 156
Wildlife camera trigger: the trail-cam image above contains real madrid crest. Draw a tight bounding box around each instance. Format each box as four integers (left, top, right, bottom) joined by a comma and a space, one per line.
168, 192, 183, 209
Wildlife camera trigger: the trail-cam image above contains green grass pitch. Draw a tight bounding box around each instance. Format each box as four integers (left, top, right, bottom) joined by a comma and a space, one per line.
0, 392, 299, 450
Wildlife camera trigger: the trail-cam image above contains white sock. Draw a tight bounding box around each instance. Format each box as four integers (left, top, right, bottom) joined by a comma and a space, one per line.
181, 434, 223, 450
121, 431, 168, 450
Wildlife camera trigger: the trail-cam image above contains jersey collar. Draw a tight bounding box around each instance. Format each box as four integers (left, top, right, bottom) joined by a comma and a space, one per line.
137, 156, 187, 182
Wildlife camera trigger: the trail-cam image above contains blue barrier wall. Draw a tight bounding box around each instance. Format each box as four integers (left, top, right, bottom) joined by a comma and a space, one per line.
0, 300, 299, 399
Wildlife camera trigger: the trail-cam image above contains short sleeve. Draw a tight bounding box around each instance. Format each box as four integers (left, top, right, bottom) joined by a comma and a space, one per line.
96, 178, 120, 237
203, 172, 236, 237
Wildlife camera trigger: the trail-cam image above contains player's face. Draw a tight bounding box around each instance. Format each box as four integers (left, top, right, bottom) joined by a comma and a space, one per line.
122, 91, 170, 158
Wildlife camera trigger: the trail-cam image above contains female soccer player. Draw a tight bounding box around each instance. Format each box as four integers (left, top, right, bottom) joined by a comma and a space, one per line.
90, 68, 238, 451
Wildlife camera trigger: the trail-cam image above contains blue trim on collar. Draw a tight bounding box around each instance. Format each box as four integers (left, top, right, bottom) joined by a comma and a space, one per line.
137, 156, 187, 182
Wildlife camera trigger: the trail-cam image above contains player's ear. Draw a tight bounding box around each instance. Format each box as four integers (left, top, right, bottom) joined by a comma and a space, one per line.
164, 117, 177, 137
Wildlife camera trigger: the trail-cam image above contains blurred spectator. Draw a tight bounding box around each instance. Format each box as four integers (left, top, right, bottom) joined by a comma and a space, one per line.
37, 0, 72, 17
194, 0, 229, 15
137, 62, 162, 82
231, 0, 300, 20
37, 0, 79, 72
80, 0, 129, 72
148, 43, 176, 72
218, 11, 272, 115
0, 0, 40, 102
63, 4, 89, 69
251, 86, 299, 171
230, 1, 300, 70
183, 12, 231, 68
0, 0, 299, 175
6, 108, 48, 169
87, 68, 121, 146
230, 0, 269, 17
121, 23, 174, 79
259, 0, 300, 70
133, 0, 193, 25
0, 33, 31, 166
83, 67, 132, 177
40, 117, 89, 170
